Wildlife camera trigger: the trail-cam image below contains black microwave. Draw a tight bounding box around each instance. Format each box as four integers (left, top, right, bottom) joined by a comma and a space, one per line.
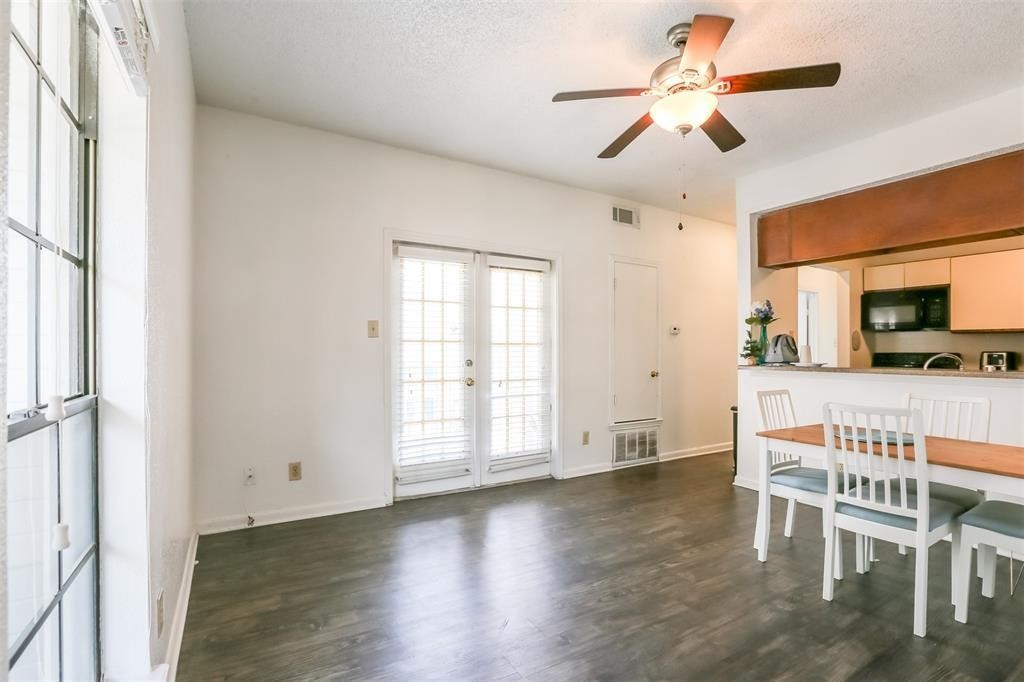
861, 286, 949, 332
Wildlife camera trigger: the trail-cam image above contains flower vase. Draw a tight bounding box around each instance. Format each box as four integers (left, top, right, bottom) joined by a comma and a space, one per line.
757, 325, 769, 365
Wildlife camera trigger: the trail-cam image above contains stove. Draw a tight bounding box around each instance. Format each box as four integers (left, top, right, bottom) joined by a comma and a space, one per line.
872, 352, 963, 370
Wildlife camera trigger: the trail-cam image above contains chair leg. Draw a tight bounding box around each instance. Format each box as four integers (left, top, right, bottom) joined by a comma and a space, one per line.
980, 544, 996, 598
898, 543, 907, 556
955, 530, 973, 624
913, 544, 929, 637
835, 530, 845, 581
784, 498, 796, 538
756, 496, 771, 563
950, 525, 961, 606
856, 534, 867, 574
823, 524, 836, 601
869, 538, 876, 564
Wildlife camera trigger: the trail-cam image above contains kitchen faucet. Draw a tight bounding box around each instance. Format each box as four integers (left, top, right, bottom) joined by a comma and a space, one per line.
923, 353, 964, 371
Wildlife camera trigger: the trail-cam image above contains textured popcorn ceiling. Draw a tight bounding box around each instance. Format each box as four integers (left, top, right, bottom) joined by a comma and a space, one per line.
183, 0, 1024, 223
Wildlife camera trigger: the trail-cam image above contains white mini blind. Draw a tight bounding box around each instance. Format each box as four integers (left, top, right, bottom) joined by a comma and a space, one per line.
394, 247, 474, 469
488, 257, 550, 459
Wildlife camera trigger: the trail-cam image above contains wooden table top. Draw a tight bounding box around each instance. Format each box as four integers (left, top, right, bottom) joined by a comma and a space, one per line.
757, 424, 1024, 480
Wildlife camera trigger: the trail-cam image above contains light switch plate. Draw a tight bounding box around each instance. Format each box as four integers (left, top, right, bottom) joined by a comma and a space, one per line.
368, 320, 380, 338
582, 431, 590, 445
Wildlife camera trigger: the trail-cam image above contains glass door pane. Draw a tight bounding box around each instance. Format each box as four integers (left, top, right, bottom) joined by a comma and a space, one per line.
10, 615, 58, 682
8, 42, 37, 231
7, 233, 38, 415
395, 250, 474, 475
487, 264, 550, 461
60, 557, 97, 681
60, 410, 95, 569
7, 427, 59, 648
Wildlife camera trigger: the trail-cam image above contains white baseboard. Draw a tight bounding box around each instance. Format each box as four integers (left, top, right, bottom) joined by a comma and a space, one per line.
197, 496, 390, 535
163, 531, 199, 681
659, 441, 731, 462
733, 475, 758, 491
561, 462, 613, 479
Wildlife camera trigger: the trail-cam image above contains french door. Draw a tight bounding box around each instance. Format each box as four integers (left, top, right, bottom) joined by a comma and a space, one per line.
393, 244, 553, 498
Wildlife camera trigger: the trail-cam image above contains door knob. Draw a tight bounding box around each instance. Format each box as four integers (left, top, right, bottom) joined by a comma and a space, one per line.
465, 377, 476, 387
650, 370, 660, 378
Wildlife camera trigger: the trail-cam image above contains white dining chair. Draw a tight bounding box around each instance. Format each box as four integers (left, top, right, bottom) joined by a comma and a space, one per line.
897, 394, 990, 561
954, 500, 1024, 624
821, 403, 977, 637
754, 389, 848, 577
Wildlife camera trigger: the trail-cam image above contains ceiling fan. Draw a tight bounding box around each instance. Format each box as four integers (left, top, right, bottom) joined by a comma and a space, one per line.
552, 15, 841, 157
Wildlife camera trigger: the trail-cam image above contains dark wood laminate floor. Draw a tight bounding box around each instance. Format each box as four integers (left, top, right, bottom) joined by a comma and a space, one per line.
178, 454, 1023, 681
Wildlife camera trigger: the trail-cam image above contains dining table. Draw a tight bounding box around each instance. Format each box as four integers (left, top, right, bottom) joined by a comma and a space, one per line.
753, 423, 1024, 555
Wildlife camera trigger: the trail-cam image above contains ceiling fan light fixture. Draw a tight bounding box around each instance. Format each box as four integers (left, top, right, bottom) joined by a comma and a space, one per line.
649, 90, 718, 134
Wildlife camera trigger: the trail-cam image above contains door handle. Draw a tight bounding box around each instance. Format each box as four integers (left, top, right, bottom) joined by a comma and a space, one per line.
465, 377, 476, 387
650, 370, 660, 378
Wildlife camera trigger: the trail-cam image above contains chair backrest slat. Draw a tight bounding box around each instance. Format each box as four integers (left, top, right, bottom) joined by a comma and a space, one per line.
757, 389, 800, 471
823, 403, 928, 534
903, 393, 991, 442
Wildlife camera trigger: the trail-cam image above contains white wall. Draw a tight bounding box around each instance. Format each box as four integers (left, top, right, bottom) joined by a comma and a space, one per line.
733, 85, 1024, 488
143, 0, 195, 668
97, 42, 152, 680
96, 0, 196, 676
192, 105, 737, 532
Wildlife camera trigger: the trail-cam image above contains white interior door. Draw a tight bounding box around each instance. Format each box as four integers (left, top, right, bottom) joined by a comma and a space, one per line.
612, 261, 659, 423
393, 245, 552, 498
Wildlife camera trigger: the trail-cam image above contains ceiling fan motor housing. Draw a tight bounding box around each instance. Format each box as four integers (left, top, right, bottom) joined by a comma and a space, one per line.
651, 24, 717, 93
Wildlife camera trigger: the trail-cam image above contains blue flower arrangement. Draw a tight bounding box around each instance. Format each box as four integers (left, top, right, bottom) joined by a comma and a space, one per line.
743, 300, 780, 365
744, 299, 778, 327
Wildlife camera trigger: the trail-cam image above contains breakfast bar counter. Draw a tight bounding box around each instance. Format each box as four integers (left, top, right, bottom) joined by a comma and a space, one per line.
733, 365, 1024, 494
738, 364, 1024, 380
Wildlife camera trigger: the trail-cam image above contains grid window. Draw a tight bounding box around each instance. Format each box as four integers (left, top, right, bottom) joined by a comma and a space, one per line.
489, 267, 549, 458
7, 1, 98, 678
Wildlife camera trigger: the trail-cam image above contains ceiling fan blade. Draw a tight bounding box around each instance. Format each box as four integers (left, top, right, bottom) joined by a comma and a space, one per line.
717, 63, 841, 95
552, 88, 649, 102
598, 113, 654, 158
700, 109, 745, 152
678, 15, 734, 76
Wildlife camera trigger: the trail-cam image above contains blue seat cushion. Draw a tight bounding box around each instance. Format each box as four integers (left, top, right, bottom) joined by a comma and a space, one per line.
904, 479, 984, 509
771, 467, 862, 495
836, 481, 972, 531
959, 500, 1024, 540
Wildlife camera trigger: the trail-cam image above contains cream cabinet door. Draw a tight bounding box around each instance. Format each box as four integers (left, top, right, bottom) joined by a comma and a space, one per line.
950, 249, 1024, 331
863, 263, 904, 291
904, 258, 950, 288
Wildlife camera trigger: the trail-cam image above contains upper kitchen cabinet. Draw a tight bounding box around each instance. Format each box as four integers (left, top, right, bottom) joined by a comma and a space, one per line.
863, 263, 904, 291
950, 249, 1024, 331
904, 258, 950, 288
757, 150, 1024, 268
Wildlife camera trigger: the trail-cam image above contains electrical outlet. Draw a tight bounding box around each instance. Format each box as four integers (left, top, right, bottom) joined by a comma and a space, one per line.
156, 590, 165, 638
367, 320, 379, 338
582, 431, 590, 445
243, 466, 256, 486
288, 461, 302, 481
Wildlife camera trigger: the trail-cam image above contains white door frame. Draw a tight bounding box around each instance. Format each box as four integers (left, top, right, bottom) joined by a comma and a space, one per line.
382, 229, 564, 503
608, 255, 662, 425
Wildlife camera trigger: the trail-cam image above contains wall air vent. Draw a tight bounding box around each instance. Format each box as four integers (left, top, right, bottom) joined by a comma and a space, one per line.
612, 426, 659, 466
611, 205, 640, 228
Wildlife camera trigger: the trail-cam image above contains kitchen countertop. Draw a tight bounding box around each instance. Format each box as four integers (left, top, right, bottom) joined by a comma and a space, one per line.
737, 364, 1024, 379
